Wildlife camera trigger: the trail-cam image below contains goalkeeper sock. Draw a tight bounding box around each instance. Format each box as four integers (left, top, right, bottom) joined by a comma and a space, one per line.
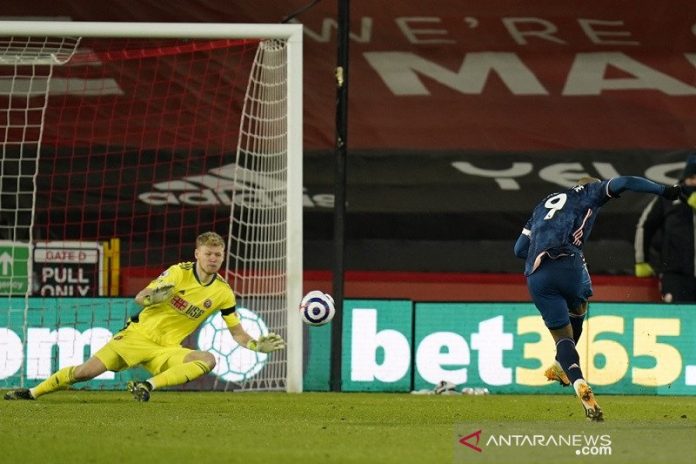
30, 366, 77, 398
147, 360, 211, 390
570, 312, 585, 344
555, 337, 584, 385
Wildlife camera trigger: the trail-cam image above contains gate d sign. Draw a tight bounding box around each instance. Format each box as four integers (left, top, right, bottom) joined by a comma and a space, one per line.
0, 241, 30, 295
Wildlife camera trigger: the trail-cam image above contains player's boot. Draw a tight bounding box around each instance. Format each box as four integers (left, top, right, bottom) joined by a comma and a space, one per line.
127, 381, 152, 402
4, 388, 35, 400
544, 360, 571, 387
574, 380, 604, 422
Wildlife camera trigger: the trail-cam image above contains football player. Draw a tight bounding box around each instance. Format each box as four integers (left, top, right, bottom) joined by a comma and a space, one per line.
514, 176, 680, 421
5, 232, 285, 402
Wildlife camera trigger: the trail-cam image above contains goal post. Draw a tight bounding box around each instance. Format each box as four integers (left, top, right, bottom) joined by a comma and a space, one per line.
0, 21, 303, 393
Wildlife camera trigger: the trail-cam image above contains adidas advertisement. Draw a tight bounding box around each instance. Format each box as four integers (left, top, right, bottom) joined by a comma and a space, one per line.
34, 147, 694, 274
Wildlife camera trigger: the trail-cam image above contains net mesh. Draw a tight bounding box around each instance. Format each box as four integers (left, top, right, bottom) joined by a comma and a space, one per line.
0, 32, 295, 392
226, 40, 289, 390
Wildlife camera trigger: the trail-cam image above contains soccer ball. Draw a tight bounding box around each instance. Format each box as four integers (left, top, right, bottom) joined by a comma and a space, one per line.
300, 290, 335, 326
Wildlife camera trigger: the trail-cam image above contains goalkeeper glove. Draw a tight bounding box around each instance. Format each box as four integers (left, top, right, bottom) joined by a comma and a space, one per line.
688, 192, 696, 210
661, 184, 682, 200
635, 263, 655, 278
247, 333, 285, 353
143, 283, 174, 306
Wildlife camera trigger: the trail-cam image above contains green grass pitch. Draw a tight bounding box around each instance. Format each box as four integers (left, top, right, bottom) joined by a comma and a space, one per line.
2, 391, 695, 464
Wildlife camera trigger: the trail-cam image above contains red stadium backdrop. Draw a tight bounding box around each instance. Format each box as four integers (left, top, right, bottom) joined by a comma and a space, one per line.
5, 1, 696, 152
3, 1, 695, 299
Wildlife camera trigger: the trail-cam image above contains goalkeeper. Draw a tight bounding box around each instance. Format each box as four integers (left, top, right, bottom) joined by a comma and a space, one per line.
4, 231, 285, 402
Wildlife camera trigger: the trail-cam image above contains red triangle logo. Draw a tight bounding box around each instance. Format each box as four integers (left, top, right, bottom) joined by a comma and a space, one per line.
459, 429, 483, 452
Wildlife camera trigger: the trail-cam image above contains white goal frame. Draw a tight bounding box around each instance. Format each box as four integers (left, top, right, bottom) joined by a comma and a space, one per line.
0, 21, 304, 393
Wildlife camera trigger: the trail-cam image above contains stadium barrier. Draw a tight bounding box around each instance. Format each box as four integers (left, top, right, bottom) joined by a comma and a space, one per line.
306, 300, 696, 395
2, 298, 694, 395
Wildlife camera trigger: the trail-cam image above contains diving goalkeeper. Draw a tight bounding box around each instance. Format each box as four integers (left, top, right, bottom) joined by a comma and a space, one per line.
4, 231, 285, 402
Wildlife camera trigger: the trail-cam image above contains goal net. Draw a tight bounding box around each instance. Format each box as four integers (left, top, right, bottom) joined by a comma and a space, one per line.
0, 22, 303, 392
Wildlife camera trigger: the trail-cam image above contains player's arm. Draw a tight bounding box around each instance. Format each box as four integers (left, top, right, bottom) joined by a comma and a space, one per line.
514, 228, 531, 259
134, 266, 179, 307
135, 284, 174, 307
607, 176, 681, 199
514, 218, 532, 259
223, 308, 285, 353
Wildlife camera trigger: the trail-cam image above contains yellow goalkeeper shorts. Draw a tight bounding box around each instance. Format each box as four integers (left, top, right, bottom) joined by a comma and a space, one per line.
94, 326, 193, 375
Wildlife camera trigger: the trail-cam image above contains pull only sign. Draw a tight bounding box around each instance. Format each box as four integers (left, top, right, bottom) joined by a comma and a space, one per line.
34, 242, 104, 297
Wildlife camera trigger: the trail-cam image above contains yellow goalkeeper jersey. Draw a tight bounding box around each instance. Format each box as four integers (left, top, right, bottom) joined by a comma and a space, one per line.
128, 262, 239, 346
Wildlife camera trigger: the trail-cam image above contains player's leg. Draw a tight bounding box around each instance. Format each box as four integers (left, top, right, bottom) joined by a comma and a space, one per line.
543, 300, 587, 385
33, 342, 127, 398
554, 255, 602, 421
544, 302, 586, 386
549, 253, 593, 385
527, 259, 574, 386
548, 325, 578, 383
148, 350, 215, 389
528, 257, 603, 421
128, 349, 216, 401
32, 356, 110, 397
569, 301, 588, 344
549, 324, 602, 421
568, 253, 592, 344
4, 348, 122, 400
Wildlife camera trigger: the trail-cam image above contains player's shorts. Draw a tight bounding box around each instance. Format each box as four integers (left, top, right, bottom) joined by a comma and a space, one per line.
94, 325, 193, 375
526, 253, 593, 329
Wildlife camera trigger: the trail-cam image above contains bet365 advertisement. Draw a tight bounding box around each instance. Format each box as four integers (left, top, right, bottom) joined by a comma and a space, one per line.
305, 300, 696, 395
2, 298, 695, 394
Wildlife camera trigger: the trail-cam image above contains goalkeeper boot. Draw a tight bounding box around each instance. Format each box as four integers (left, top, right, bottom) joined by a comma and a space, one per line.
544, 360, 571, 387
4, 388, 35, 400
574, 380, 604, 422
127, 381, 152, 402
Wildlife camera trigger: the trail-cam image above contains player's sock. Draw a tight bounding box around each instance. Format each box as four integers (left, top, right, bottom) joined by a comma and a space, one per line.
30, 366, 77, 398
147, 360, 211, 389
570, 312, 585, 344
555, 337, 584, 384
